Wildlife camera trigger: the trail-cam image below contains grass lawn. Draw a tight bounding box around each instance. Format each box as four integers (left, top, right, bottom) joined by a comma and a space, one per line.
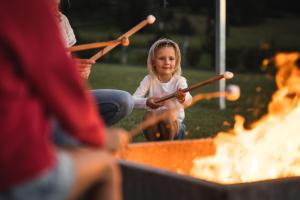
88, 63, 276, 143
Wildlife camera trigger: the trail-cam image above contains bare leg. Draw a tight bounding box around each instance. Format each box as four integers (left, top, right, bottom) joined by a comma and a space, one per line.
61, 148, 122, 200
142, 111, 160, 141
159, 119, 179, 140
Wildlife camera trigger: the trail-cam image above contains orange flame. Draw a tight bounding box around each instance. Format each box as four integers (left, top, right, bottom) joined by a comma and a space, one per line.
190, 52, 300, 184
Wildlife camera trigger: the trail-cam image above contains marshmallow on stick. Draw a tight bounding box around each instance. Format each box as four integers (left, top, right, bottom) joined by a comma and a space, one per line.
90, 15, 156, 61
68, 38, 129, 52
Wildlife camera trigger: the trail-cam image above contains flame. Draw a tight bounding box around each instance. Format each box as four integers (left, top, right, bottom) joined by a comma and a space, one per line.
190, 52, 300, 184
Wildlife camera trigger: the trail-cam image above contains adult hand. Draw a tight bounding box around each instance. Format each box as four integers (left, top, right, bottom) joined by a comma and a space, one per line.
74, 58, 95, 79
176, 88, 186, 104
105, 128, 129, 152
146, 97, 164, 109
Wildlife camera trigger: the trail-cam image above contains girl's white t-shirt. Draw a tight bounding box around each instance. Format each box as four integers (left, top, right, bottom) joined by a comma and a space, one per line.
133, 75, 192, 122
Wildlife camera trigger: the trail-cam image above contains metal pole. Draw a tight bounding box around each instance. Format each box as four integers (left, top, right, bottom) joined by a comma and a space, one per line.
215, 0, 226, 109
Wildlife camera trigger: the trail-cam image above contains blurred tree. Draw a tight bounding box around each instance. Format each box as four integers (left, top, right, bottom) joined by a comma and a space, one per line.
63, 0, 299, 70
177, 16, 196, 35
115, 0, 154, 31
228, 0, 268, 26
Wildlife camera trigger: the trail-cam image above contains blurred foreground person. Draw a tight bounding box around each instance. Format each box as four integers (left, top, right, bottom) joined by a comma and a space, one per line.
0, 0, 127, 200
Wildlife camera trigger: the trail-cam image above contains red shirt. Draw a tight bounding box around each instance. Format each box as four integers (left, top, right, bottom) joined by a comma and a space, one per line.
0, 0, 106, 191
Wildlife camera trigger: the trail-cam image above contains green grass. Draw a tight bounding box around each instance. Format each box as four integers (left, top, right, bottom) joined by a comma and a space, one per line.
88, 63, 276, 142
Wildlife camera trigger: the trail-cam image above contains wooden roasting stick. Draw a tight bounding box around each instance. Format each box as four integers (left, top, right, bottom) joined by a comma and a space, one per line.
154, 71, 234, 103
68, 38, 128, 52
90, 15, 156, 61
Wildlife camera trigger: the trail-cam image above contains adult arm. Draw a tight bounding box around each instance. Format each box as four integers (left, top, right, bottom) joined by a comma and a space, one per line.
0, 0, 105, 147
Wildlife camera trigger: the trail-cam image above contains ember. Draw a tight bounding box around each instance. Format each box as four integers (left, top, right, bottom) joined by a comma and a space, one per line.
191, 52, 300, 184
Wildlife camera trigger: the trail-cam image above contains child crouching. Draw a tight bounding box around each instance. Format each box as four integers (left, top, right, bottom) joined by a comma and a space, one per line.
133, 38, 192, 141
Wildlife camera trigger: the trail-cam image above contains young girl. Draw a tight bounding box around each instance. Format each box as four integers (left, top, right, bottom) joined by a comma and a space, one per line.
133, 38, 193, 141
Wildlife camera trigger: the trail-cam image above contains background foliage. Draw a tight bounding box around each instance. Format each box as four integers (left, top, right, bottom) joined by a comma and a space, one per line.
63, 0, 300, 72
61, 0, 299, 141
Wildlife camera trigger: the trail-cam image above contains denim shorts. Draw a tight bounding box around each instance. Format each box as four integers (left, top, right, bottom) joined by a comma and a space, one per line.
0, 152, 74, 200
174, 123, 186, 140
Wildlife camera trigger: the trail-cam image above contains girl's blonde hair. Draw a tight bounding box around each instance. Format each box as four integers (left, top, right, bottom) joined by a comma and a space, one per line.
147, 38, 182, 78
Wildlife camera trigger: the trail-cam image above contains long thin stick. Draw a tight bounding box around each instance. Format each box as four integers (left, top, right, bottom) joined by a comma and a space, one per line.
90, 15, 155, 61
68, 39, 123, 52
155, 72, 233, 103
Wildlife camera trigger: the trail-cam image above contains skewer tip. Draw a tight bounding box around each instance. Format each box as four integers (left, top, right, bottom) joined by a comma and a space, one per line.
224, 71, 234, 79
147, 15, 156, 24
121, 37, 130, 46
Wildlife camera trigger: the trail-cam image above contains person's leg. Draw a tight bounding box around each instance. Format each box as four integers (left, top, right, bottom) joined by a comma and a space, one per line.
142, 111, 160, 141
0, 152, 74, 200
158, 119, 179, 140
0, 149, 122, 200
174, 123, 186, 140
52, 89, 133, 146
91, 89, 134, 126
65, 148, 122, 200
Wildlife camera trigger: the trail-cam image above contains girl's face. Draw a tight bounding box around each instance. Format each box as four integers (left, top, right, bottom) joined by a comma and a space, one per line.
153, 46, 176, 80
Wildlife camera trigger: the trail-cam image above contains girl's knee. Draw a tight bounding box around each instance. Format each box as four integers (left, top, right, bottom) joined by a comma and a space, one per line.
159, 120, 178, 140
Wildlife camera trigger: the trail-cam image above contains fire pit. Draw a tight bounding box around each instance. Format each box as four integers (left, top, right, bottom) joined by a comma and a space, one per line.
117, 139, 300, 200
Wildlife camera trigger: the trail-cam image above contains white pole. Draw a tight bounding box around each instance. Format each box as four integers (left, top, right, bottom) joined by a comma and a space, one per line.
215, 0, 226, 110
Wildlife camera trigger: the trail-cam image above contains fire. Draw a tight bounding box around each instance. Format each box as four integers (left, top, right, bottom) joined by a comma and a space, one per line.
190, 52, 300, 184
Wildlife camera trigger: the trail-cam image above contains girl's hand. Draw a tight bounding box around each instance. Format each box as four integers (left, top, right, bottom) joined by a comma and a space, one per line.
176, 88, 186, 104
74, 58, 95, 79
146, 97, 163, 109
